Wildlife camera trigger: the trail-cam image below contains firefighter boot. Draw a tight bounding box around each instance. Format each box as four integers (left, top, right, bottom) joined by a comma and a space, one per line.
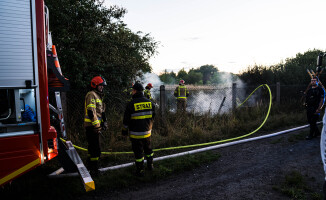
86, 157, 90, 169
135, 161, 144, 177
314, 128, 321, 138
306, 130, 313, 140
146, 156, 154, 171
89, 161, 99, 177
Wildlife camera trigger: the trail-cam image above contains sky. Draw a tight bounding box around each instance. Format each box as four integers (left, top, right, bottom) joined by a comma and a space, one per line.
104, 0, 326, 75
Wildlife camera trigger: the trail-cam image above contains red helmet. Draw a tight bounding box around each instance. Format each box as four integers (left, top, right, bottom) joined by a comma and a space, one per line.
179, 80, 185, 85
91, 76, 107, 88
147, 83, 153, 88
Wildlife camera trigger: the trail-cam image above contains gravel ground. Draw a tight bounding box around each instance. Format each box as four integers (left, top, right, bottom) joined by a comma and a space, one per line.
81, 128, 325, 200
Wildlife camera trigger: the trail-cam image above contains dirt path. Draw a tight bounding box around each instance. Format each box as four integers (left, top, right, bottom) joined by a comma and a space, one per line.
82, 128, 325, 200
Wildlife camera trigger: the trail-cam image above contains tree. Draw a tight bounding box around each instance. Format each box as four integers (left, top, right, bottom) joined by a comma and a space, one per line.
186, 69, 203, 84
46, 0, 158, 89
159, 70, 176, 84
177, 68, 188, 82
198, 65, 218, 84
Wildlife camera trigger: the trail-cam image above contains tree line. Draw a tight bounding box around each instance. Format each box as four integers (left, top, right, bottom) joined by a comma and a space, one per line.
159, 49, 325, 86
238, 49, 325, 86
159, 65, 238, 85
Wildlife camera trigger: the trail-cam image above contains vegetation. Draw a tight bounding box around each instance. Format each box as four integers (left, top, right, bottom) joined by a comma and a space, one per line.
46, 0, 158, 90
239, 49, 325, 86
159, 65, 239, 85
273, 170, 322, 200
65, 97, 309, 164
158, 49, 326, 87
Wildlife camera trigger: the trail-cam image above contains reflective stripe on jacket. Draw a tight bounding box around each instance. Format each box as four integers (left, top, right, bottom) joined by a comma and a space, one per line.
174, 85, 189, 99
84, 90, 105, 128
123, 87, 133, 102
123, 92, 155, 139
144, 89, 152, 100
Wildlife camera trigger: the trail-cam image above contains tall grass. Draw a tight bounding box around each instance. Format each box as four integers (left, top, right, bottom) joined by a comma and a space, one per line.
65, 98, 310, 164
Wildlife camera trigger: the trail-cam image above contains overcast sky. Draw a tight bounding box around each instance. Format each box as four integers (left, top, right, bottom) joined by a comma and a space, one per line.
104, 0, 326, 74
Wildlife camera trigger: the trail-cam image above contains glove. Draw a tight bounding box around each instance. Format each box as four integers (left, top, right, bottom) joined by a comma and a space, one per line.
122, 129, 128, 136
101, 122, 108, 131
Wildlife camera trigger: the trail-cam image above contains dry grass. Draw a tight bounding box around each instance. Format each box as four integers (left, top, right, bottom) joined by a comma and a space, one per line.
65, 99, 308, 159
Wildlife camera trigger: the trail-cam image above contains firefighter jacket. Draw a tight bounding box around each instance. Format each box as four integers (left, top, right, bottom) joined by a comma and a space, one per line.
123, 87, 133, 102
174, 85, 189, 100
84, 90, 106, 129
144, 89, 152, 100
123, 92, 155, 139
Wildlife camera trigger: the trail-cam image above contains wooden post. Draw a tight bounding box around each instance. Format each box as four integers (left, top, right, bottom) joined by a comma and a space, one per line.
160, 85, 166, 116
232, 83, 237, 110
276, 82, 280, 104
159, 85, 168, 136
218, 96, 226, 114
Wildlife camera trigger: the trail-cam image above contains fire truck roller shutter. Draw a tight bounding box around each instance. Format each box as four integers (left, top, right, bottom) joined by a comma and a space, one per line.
0, 0, 36, 88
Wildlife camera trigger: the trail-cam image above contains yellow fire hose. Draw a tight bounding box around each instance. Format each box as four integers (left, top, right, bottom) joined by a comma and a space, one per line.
60, 84, 272, 155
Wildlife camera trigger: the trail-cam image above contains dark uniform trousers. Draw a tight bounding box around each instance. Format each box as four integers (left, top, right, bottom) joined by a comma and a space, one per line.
177, 99, 187, 111
307, 107, 320, 137
305, 86, 324, 138
85, 126, 102, 171
131, 137, 153, 160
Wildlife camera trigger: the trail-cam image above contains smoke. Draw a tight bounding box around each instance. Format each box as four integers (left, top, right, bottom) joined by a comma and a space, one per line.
135, 71, 261, 115
164, 72, 260, 115
137, 72, 164, 89
137, 72, 164, 99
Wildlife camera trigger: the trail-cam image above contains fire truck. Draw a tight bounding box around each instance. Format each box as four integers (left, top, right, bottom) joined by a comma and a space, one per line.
0, 0, 93, 191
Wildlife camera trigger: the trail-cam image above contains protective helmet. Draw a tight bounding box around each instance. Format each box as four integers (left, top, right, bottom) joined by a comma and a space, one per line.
132, 82, 144, 91
147, 83, 153, 88
91, 76, 107, 88
179, 80, 185, 85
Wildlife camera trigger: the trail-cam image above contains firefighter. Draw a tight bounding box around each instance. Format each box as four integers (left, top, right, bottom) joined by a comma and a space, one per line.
304, 76, 325, 140
122, 82, 156, 176
84, 76, 107, 176
123, 83, 134, 102
174, 80, 189, 112
144, 83, 153, 100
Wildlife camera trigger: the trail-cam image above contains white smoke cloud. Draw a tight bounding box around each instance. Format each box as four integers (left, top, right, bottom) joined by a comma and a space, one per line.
164, 73, 257, 115
135, 72, 260, 115
137, 72, 164, 100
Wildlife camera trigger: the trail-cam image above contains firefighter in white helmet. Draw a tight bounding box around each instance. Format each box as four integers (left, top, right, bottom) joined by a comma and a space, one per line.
84, 76, 107, 176
174, 80, 189, 112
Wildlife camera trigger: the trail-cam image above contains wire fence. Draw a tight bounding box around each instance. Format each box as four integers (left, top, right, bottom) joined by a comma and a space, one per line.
61, 83, 307, 136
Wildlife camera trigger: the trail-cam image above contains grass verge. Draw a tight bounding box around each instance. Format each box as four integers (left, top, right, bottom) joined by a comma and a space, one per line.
272, 170, 322, 200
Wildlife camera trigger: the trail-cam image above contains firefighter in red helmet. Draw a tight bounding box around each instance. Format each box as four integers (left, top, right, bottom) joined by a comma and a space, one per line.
84, 76, 107, 176
144, 83, 153, 100
174, 79, 189, 112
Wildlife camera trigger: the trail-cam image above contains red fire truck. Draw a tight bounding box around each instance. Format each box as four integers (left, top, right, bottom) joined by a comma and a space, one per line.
0, 0, 74, 187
